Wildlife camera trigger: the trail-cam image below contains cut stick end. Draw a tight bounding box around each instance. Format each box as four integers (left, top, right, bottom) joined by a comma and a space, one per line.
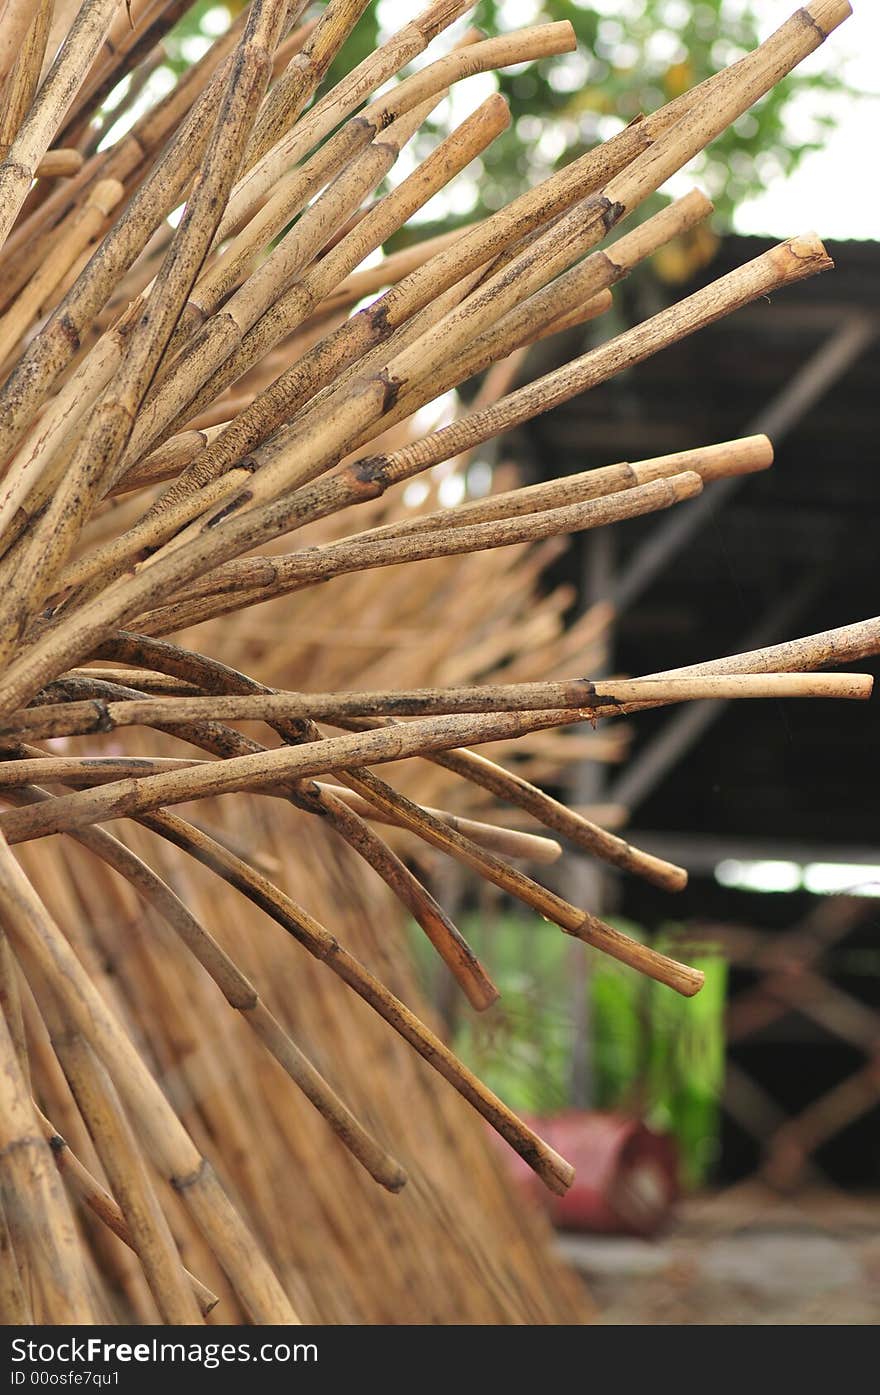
675, 965, 706, 999
467, 979, 502, 1013
634, 850, 689, 893
779, 233, 835, 280
483, 92, 512, 131
677, 188, 714, 223
699, 433, 775, 481
632, 435, 774, 487
667, 469, 704, 502
379, 1163, 409, 1195
534, 1143, 575, 1196
551, 20, 578, 55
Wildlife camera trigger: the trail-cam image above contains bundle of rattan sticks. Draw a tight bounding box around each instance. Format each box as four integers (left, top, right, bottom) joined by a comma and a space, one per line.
0, 0, 872, 1324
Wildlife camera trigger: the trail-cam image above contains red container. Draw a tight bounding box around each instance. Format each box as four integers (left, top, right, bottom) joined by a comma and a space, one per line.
500, 1111, 678, 1236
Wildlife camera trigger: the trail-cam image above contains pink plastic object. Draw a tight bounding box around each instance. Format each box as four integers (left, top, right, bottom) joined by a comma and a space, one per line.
501, 1111, 679, 1236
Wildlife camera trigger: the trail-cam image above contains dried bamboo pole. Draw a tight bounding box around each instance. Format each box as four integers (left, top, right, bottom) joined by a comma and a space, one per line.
97, 237, 830, 650
0, 703, 702, 998
0, 0, 865, 1320
0, 179, 124, 371
347, 436, 774, 545
132, 807, 575, 1196
0, 0, 34, 89
25, 662, 500, 1012
0, 17, 558, 484
164, 23, 484, 351
0, 0, 127, 246
0, 1191, 30, 1323
174, 4, 848, 523
34, 988, 205, 1325
0, 0, 54, 157
0, 758, 561, 866
254, 236, 828, 517
315, 784, 562, 865
5, 776, 409, 1187
0, 1, 292, 664
0, 757, 202, 789
69, 629, 678, 901
0, 467, 693, 711
219, 18, 572, 244
3, 670, 869, 743
0, 832, 299, 1323
122, 88, 485, 475
133, 186, 630, 554
135, 474, 705, 633
134, 121, 679, 521
296, 780, 499, 1010
241, 0, 373, 171
0, 989, 97, 1324
71, 426, 683, 616
35, 1105, 218, 1317
0, 18, 260, 471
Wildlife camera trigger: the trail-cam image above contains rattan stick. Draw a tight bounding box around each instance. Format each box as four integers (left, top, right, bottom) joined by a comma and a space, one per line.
0, 2, 290, 663
37, 993, 204, 1324
5, 780, 408, 1190
0, 832, 299, 1323
0, 0, 53, 153
136, 807, 574, 1196
33, 1104, 218, 1316
133, 474, 700, 637
0, 987, 97, 1323
316, 784, 561, 865
0, 0, 126, 246
4, 669, 868, 744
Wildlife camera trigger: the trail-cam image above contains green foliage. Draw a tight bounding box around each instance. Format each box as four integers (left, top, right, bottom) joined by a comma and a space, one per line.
645, 929, 728, 1188
407, 909, 728, 1189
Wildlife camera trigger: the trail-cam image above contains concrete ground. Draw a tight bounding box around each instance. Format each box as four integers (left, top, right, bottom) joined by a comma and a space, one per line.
557, 1186, 880, 1324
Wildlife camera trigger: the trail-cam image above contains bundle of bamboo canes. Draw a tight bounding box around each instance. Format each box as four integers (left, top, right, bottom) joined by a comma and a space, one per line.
0, 0, 872, 1325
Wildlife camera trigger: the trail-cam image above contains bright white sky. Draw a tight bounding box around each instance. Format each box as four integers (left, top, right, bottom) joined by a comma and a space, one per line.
732, 1, 879, 240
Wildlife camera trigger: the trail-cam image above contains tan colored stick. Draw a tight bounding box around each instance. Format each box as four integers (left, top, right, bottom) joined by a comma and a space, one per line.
38, 998, 205, 1325
0, 0, 53, 154
4, 669, 868, 743
33, 1108, 218, 1316
137, 808, 575, 1196
0, 0, 125, 246
347, 436, 774, 548
0, 1, 291, 665
0, 179, 123, 369
0, 832, 299, 1323
0, 987, 97, 1323
316, 784, 561, 865
137, 474, 705, 635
